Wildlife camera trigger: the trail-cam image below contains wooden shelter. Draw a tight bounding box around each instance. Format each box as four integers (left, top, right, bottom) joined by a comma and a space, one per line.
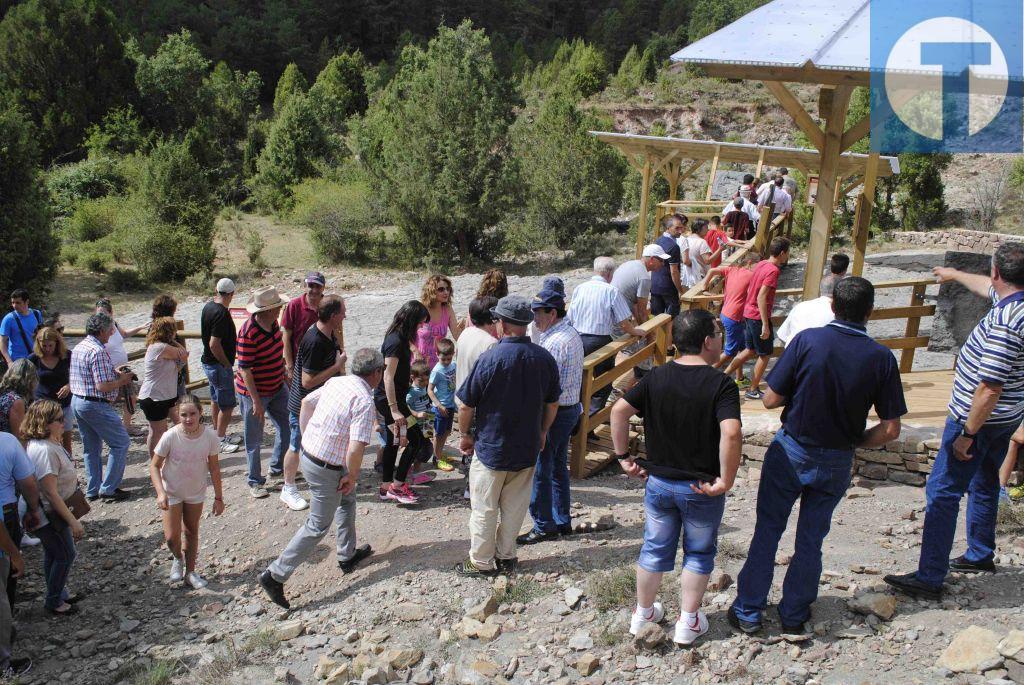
592, 132, 899, 281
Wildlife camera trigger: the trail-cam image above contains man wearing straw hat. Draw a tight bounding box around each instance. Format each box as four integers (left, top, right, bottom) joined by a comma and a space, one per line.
236, 286, 292, 499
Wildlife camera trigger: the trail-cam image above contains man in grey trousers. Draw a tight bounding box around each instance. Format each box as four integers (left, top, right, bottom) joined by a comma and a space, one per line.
258, 348, 383, 609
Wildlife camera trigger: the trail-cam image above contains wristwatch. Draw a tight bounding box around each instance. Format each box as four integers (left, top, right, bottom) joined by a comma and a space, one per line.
960, 427, 977, 441
615, 453, 631, 461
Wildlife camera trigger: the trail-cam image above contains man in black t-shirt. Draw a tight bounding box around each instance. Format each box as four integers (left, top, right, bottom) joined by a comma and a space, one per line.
280, 296, 346, 512
610, 309, 742, 647
200, 278, 240, 453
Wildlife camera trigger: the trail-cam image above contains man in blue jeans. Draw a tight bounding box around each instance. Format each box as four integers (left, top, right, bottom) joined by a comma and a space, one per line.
886, 244, 1024, 599
730, 277, 906, 635
200, 278, 240, 454
611, 309, 742, 647
518, 279, 585, 544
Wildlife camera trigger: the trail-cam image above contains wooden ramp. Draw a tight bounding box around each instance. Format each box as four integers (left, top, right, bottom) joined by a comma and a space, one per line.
581, 369, 955, 476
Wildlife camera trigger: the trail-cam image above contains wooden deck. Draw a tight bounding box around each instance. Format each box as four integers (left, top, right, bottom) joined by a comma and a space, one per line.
577, 369, 955, 478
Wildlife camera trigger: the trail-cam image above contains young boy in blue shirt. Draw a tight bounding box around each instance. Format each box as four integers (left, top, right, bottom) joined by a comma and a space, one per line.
428, 338, 457, 472
405, 361, 435, 485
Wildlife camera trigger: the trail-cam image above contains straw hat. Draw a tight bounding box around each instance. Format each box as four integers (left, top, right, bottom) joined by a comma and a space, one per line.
246, 286, 287, 314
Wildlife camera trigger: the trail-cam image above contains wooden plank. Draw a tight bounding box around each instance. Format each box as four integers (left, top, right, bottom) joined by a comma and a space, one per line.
869, 304, 936, 320
704, 145, 721, 201
841, 114, 871, 152
763, 81, 825, 151
900, 284, 927, 372
852, 152, 881, 276
636, 159, 653, 259
755, 148, 766, 179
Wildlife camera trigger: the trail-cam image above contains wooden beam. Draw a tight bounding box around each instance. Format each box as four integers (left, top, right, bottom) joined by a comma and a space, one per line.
841, 114, 871, 152
678, 159, 705, 184
704, 145, 721, 201
852, 152, 880, 276
803, 84, 853, 299
764, 81, 825, 151
840, 175, 863, 198
754, 148, 765, 179
636, 160, 653, 258
701, 63, 869, 87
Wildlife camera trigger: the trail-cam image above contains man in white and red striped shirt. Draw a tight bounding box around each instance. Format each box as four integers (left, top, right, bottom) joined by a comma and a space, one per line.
258, 348, 384, 609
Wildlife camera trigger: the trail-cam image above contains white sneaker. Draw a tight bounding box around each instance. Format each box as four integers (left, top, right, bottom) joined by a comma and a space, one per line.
279, 485, 308, 511
187, 572, 208, 590
220, 438, 240, 454
463, 487, 470, 500
629, 601, 665, 635
21, 533, 40, 547
169, 558, 184, 583
673, 611, 709, 646
249, 485, 269, 499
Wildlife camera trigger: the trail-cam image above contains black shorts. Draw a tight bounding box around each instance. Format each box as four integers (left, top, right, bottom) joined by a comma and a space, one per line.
139, 397, 177, 422
743, 318, 775, 356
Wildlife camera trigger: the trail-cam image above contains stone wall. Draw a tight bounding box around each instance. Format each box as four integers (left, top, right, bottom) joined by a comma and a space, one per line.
740, 430, 942, 487
896, 228, 1024, 253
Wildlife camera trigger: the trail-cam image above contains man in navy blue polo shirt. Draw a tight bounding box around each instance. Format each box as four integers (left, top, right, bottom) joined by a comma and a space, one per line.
455, 295, 560, 577
650, 214, 685, 317
886, 243, 1024, 599
729, 277, 906, 635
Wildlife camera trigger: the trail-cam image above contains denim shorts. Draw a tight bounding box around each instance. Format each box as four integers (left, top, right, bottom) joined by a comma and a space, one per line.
288, 411, 302, 452
639, 475, 726, 575
434, 410, 454, 436
743, 318, 774, 356
721, 315, 745, 357
202, 363, 237, 409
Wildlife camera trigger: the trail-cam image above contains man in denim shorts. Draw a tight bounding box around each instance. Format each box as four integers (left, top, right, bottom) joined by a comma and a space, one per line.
200, 278, 240, 454
610, 309, 742, 646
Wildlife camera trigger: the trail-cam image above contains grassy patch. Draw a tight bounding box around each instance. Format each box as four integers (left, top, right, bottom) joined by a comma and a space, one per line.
998, 500, 1024, 533
191, 629, 278, 685
111, 659, 181, 685
586, 564, 636, 612
495, 578, 545, 606
716, 537, 748, 560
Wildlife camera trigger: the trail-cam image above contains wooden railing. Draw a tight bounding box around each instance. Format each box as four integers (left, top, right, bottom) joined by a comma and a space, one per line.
569, 313, 673, 478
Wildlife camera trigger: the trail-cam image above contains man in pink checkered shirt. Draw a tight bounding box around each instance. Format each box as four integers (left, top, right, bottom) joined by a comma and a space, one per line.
258, 348, 384, 609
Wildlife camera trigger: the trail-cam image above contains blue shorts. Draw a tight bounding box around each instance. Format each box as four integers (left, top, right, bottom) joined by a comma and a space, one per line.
202, 363, 237, 409
721, 315, 745, 357
434, 410, 455, 436
638, 475, 725, 575
288, 411, 302, 452
743, 318, 774, 356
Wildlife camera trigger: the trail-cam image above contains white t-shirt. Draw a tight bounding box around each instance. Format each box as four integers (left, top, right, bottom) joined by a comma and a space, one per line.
26, 439, 79, 508
777, 297, 836, 346
455, 327, 497, 407
756, 183, 792, 214
678, 235, 712, 287
722, 198, 761, 224
105, 325, 129, 368
155, 425, 219, 501
139, 342, 181, 401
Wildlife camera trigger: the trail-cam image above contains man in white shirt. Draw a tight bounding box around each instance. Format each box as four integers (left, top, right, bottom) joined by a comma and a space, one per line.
757, 177, 793, 220
678, 221, 713, 287
722, 195, 760, 225
777, 276, 840, 346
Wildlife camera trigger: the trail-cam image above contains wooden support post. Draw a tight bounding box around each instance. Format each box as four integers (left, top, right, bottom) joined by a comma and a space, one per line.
900, 284, 926, 373
571, 368, 595, 478
754, 148, 766, 180
753, 205, 772, 254
666, 161, 681, 202
636, 159, 653, 258
802, 85, 853, 299
852, 152, 880, 276
704, 145, 721, 201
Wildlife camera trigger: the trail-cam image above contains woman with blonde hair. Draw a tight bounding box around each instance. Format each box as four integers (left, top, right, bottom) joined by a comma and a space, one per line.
23, 399, 83, 615
29, 327, 73, 454
416, 275, 462, 366
149, 394, 224, 589
139, 317, 188, 459
0, 359, 38, 439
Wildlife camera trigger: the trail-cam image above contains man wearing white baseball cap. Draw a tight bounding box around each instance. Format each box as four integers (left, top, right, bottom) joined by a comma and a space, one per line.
200, 278, 240, 453
610, 245, 668, 389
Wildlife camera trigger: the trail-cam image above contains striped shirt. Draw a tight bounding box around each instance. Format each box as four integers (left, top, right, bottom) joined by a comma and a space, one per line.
538, 319, 585, 406
234, 316, 286, 397
949, 288, 1024, 425
301, 375, 375, 465
69, 335, 119, 401
567, 276, 633, 336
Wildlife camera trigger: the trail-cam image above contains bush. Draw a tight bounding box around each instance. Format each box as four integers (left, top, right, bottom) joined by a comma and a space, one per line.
106, 267, 145, 292
251, 94, 327, 212
273, 63, 308, 115
46, 157, 127, 219
83, 106, 149, 157
292, 178, 379, 264
66, 196, 122, 242
521, 39, 608, 100
244, 229, 267, 268
77, 242, 113, 273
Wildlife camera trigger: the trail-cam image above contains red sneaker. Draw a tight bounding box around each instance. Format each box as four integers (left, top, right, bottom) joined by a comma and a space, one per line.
410, 471, 435, 486
386, 483, 420, 504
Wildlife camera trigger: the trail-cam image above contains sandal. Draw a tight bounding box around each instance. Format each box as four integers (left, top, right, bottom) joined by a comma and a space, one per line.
45, 603, 78, 617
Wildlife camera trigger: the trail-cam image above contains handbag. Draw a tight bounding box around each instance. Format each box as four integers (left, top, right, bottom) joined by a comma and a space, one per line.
64, 488, 91, 520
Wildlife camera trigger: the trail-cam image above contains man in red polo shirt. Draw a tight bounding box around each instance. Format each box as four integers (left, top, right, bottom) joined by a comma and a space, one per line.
282, 271, 326, 374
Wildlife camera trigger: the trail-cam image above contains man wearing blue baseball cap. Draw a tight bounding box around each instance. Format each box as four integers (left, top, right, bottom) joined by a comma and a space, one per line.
454, 295, 561, 576
518, 278, 585, 545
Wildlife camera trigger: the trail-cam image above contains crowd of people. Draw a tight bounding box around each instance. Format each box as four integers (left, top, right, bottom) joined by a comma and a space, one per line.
0, 179, 1020, 671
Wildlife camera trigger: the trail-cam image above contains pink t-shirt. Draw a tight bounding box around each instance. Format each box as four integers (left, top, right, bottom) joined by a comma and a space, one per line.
155, 425, 219, 501
415, 305, 451, 367
721, 267, 755, 322
741, 261, 781, 321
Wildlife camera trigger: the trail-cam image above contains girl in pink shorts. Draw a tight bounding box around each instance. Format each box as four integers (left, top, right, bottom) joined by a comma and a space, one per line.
149, 394, 225, 589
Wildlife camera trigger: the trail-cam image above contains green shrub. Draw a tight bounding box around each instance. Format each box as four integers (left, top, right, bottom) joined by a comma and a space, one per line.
244, 229, 267, 268
77, 242, 113, 273
292, 178, 379, 264
47, 157, 127, 219
67, 197, 122, 242
251, 94, 327, 212
106, 267, 145, 292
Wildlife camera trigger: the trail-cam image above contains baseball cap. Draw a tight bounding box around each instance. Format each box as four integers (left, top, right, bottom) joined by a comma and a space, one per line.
216, 278, 236, 294
642, 244, 672, 260
532, 287, 565, 311
305, 271, 326, 286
